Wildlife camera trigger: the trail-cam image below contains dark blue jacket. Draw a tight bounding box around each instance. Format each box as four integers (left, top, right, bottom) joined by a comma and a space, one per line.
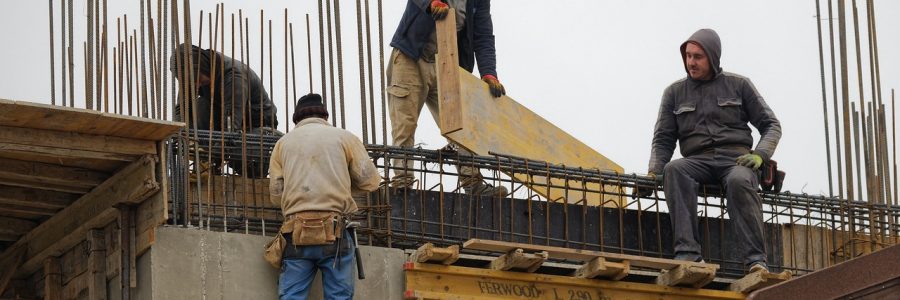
390, 0, 497, 77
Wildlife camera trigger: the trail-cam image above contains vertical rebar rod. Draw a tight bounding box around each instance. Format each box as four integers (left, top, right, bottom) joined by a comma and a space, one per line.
318, 0, 327, 109
378, 0, 386, 147
365, 0, 377, 144
67, 0, 73, 107
158, 0, 164, 119
853, 103, 864, 201
95, 0, 101, 110
326, 0, 337, 127
163, 0, 170, 120
838, 0, 855, 201
334, 0, 347, 129
284, 9, 289, 132
140, 0, 150, 118
816, 0, 832, 196
851, 0, 867, 202
868, 0, 889, 206
113, 45, 117, 115
86, 0, 94, 109
828, 0, 844, 199
61, 0, 67, 106
117, 18, 123, 114
863, 103, 873, 203
146, 0, 158, 119
306, 14, 313, 93
103, 0, 109, 113
355, 0, 369, 143
893, 89, 897, 206
49, 0, 56, 105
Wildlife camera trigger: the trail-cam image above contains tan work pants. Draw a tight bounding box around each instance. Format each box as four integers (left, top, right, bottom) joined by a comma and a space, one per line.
386, 48, 478, 183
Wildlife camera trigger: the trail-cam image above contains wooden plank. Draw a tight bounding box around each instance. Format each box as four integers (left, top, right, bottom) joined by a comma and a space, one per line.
0, 204, 57, 217
728, 270, 791, 293
656, 264, 718, 288
463, 239, 718, 271
0, 98, 183, 141
404, 262, 745, 300
43, 257, 62, 300
0, 217, 37, 236
87, 230, 108, 300
0, 155, 159, 277
411, 243, 460, 265
0, 158, 108, 187
0, 246, 25, 297
0, 143, 137, 162
435, 8, 462, 134
575, 257, 630, 281
489, 249, 548, 273
0, 151, 124, 173
0, 186, 79, 210
434, 15, 623, 207
0, 125, 156, 161
61, 270, 89, 299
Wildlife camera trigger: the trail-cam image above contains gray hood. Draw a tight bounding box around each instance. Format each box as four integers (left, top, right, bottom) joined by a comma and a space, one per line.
680, 28, 722, 79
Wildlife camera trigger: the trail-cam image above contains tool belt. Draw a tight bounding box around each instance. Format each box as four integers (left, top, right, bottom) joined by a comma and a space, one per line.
283, 211, 345, 246
759, 159, 785, 193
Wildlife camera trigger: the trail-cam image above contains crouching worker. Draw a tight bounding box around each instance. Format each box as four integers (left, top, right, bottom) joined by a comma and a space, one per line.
267, 93, 381, 299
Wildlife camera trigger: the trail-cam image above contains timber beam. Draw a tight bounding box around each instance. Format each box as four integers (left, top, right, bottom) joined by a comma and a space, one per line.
575, 256, 630, 281
728, 269, 792, 293
0, 158, 108, 193
411, 243, 460, 265
489, 249, 548, 273
0, 185, 79, 209
0, 155, 159, 277
656, 264, 718, 288
0, 125, 156, 161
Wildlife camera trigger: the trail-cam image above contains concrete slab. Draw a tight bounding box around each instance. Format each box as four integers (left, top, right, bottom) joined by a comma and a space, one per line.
138, 226, 405, 299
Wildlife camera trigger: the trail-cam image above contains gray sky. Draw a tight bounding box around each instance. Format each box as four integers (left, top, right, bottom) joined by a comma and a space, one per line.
1, 0, 898, 198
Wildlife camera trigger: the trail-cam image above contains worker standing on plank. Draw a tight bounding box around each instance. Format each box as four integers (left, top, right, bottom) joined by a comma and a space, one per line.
170, 43, 280, 178
635, 29, 781, 273
387, 0, 508, 196
269, 93, 380, 299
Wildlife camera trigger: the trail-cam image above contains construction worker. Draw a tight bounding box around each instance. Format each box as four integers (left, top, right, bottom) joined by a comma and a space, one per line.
170, 43, 280, 178
636, 29, 781, 273
387, 0, 508, 196
269, 93, 380, 299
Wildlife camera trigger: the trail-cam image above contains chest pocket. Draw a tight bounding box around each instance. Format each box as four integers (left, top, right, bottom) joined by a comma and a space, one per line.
673, 103, 697, 131
717, 97, 744, 124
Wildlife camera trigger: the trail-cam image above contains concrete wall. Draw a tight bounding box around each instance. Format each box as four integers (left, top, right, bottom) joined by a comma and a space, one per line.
136, 226, 406, 300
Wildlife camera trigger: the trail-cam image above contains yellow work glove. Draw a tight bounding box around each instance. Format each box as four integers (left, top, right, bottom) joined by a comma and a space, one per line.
736, 153, 763, 170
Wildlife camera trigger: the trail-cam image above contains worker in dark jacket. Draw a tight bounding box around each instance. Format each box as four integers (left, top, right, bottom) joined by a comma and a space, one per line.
637, 29, 781, 274
170, 43, 278, 132
171, 43, 280, 177
387, 0, 507, 196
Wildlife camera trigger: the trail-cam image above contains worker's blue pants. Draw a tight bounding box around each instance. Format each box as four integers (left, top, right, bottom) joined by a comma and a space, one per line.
278, 231, 355, 300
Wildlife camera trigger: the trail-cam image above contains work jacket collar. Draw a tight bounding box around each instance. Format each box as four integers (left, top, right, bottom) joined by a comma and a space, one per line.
294, 117, 330, 129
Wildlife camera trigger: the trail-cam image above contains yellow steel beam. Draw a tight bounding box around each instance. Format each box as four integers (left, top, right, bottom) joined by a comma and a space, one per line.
404, 262, 745, 300
435, 11, 623, 206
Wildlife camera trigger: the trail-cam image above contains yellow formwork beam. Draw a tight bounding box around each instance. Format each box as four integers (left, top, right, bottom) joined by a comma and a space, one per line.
435, 11, 623, 207
404, 262, 745, 300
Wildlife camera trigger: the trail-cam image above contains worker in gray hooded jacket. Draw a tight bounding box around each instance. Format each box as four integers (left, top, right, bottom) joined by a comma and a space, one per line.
636, 28, 781, 274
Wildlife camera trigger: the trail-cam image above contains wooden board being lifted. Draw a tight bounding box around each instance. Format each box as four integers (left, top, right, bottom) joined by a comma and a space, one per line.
435, 11, 623, 206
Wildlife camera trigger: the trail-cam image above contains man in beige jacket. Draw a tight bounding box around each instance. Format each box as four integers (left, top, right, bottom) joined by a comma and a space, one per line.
269, 93, 380, 299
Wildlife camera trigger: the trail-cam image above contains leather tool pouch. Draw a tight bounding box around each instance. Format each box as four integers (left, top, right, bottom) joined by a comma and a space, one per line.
285, 212, 342, 246
263, 233, 286, 269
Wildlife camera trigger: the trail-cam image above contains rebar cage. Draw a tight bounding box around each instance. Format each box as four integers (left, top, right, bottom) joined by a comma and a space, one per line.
166, 129, 900, 279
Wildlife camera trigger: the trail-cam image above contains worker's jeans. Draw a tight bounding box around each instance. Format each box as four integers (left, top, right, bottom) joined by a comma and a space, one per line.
385, 48, 478, 184
278, 231, 355, 300
663, 148, 767, 266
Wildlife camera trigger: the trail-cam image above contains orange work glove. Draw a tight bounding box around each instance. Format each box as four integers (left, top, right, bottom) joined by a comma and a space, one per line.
429, 0, 449, 20
481, 75, 506, 97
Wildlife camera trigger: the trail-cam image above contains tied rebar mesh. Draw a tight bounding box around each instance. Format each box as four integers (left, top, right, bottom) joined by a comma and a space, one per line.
167, 130, 900, 279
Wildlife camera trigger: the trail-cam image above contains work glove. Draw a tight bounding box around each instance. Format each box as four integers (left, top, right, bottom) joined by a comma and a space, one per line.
631, 172, 663, 199
736, 153, 763, 170
481, 75, 506, 97
429, 0, 449, 20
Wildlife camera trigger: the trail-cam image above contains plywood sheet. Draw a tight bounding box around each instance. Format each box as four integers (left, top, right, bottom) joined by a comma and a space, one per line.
435, 12, 623, 206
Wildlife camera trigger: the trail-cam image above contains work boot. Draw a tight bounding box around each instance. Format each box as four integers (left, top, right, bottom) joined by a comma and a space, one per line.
748, 261, 769, 273
672, 252, 705, 263
463, 181, 509, 197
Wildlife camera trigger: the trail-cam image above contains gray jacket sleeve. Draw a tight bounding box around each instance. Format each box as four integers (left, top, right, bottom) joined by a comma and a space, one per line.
648, 86, 678, 174
742, 78, 781, 161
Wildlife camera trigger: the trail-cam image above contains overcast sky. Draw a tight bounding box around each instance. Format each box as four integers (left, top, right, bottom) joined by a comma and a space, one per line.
1, 0, 898, 198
